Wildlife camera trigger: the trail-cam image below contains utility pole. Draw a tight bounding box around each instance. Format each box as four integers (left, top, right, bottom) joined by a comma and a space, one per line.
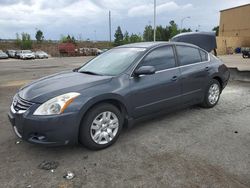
153, 0, 156, 42
94, 30, 96, 42
109, 10, 112, 43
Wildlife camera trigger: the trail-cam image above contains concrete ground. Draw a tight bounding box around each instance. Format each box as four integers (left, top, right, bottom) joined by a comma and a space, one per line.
219, 54, 250, 71
0, 57, 250, 188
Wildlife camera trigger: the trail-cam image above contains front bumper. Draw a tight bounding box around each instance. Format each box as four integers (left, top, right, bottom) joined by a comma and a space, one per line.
21, 56, 35, 59
8, 106, 80, 146
37, 55, 48, 58
0, 56, 8, 59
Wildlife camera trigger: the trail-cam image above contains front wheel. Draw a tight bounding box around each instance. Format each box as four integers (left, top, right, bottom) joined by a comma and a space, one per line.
201, 79, 221, 108
79, 103, 124, 150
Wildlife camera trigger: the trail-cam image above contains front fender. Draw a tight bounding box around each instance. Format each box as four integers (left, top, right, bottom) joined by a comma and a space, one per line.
78, 93, 129, 118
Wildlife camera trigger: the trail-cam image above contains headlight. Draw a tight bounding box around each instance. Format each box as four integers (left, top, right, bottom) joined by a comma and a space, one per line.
33, 92, 80, 115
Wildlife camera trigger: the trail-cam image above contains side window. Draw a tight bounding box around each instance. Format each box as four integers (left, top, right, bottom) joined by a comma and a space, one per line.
139, 46, 176, 71
176, 45, 201, 66
200, 50, 208, 62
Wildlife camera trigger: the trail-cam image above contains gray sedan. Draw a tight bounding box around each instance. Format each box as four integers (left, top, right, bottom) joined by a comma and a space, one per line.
0, 50, 8, 59
8, 42, 230, 150
19, 50, 35, 60
6, 50, 16, 58
35, 51, 49, 59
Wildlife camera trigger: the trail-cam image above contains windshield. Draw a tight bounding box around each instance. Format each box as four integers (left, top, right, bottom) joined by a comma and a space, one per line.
78, 48, 145, 76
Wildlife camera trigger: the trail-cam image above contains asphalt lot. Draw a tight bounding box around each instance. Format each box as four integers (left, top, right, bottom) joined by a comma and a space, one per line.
0, 57, 250, 188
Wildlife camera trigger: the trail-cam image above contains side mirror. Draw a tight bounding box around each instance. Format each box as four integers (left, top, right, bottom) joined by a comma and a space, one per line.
73, 67, 81, 72
134, 66, 156, 76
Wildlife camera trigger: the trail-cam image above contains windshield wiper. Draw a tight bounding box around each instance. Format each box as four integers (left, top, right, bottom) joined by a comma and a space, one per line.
73, 68, 79, 72
79, 71, 103, 76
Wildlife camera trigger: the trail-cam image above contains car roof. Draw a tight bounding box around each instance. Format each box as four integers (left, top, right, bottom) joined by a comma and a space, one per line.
116, 41, 200, 50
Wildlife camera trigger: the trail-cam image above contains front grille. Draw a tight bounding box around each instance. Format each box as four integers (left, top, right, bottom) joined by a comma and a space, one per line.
13, 95, 34, 113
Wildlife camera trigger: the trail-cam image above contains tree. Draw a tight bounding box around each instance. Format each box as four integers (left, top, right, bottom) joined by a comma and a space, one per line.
156, 25, 170, 41
114, 26, 123, 46
71, 36, 76, 44
143, 25, 153, 41
168, 20, 179, 38
181, 28, 192, 33
35, 29, 44, 42
60, 35, 68, 43
129, 33, 143, 43
60, 34, 76, 44
143, 21, 191, 41
16, 32, 32, 49
15, 33, 21, 46
123, 31, 130, 44
66, 35, 71, 41
212, 26, 219, 36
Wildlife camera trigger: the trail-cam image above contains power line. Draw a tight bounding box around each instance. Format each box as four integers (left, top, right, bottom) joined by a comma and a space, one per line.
109, 10, 112, 43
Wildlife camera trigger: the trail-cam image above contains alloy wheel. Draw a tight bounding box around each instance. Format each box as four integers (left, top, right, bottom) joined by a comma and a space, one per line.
208, 83, 220, 105
90, 111, 119, 145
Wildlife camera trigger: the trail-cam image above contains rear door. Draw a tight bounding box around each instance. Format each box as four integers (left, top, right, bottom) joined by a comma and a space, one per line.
175, 45, 210, 104
128, 45, 182, 118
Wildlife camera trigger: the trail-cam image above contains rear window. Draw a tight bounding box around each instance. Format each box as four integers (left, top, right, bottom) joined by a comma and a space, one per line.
176, 45, 201, 66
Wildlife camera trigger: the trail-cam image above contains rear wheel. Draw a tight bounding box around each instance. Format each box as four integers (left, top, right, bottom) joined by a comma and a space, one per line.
201, 79, 221, 108
79, 103, 124, 150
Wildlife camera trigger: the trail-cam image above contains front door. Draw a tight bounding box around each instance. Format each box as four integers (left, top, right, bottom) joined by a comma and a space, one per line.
128, 45, 182, 118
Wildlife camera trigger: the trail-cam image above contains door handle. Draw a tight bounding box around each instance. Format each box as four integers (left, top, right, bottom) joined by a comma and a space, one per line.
171, 76, 178, 81
205, 66, 210, 71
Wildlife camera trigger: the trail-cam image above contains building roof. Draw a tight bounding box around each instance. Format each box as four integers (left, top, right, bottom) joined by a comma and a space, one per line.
220, 3, 250, 12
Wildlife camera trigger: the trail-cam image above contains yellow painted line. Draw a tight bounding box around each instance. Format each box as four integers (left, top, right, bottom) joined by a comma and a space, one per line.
0, 80, 32, 87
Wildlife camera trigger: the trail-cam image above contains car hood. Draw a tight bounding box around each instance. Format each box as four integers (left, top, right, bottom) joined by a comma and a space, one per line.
18, 71, 112, 103
0, 53, 8, 57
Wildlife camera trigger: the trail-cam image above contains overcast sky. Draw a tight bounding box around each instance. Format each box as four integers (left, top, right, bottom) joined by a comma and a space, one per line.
0, 0, 249, 40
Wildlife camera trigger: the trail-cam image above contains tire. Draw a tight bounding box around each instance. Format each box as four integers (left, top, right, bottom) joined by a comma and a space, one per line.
201, 79, 221, 108
79, 103, 124, 150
